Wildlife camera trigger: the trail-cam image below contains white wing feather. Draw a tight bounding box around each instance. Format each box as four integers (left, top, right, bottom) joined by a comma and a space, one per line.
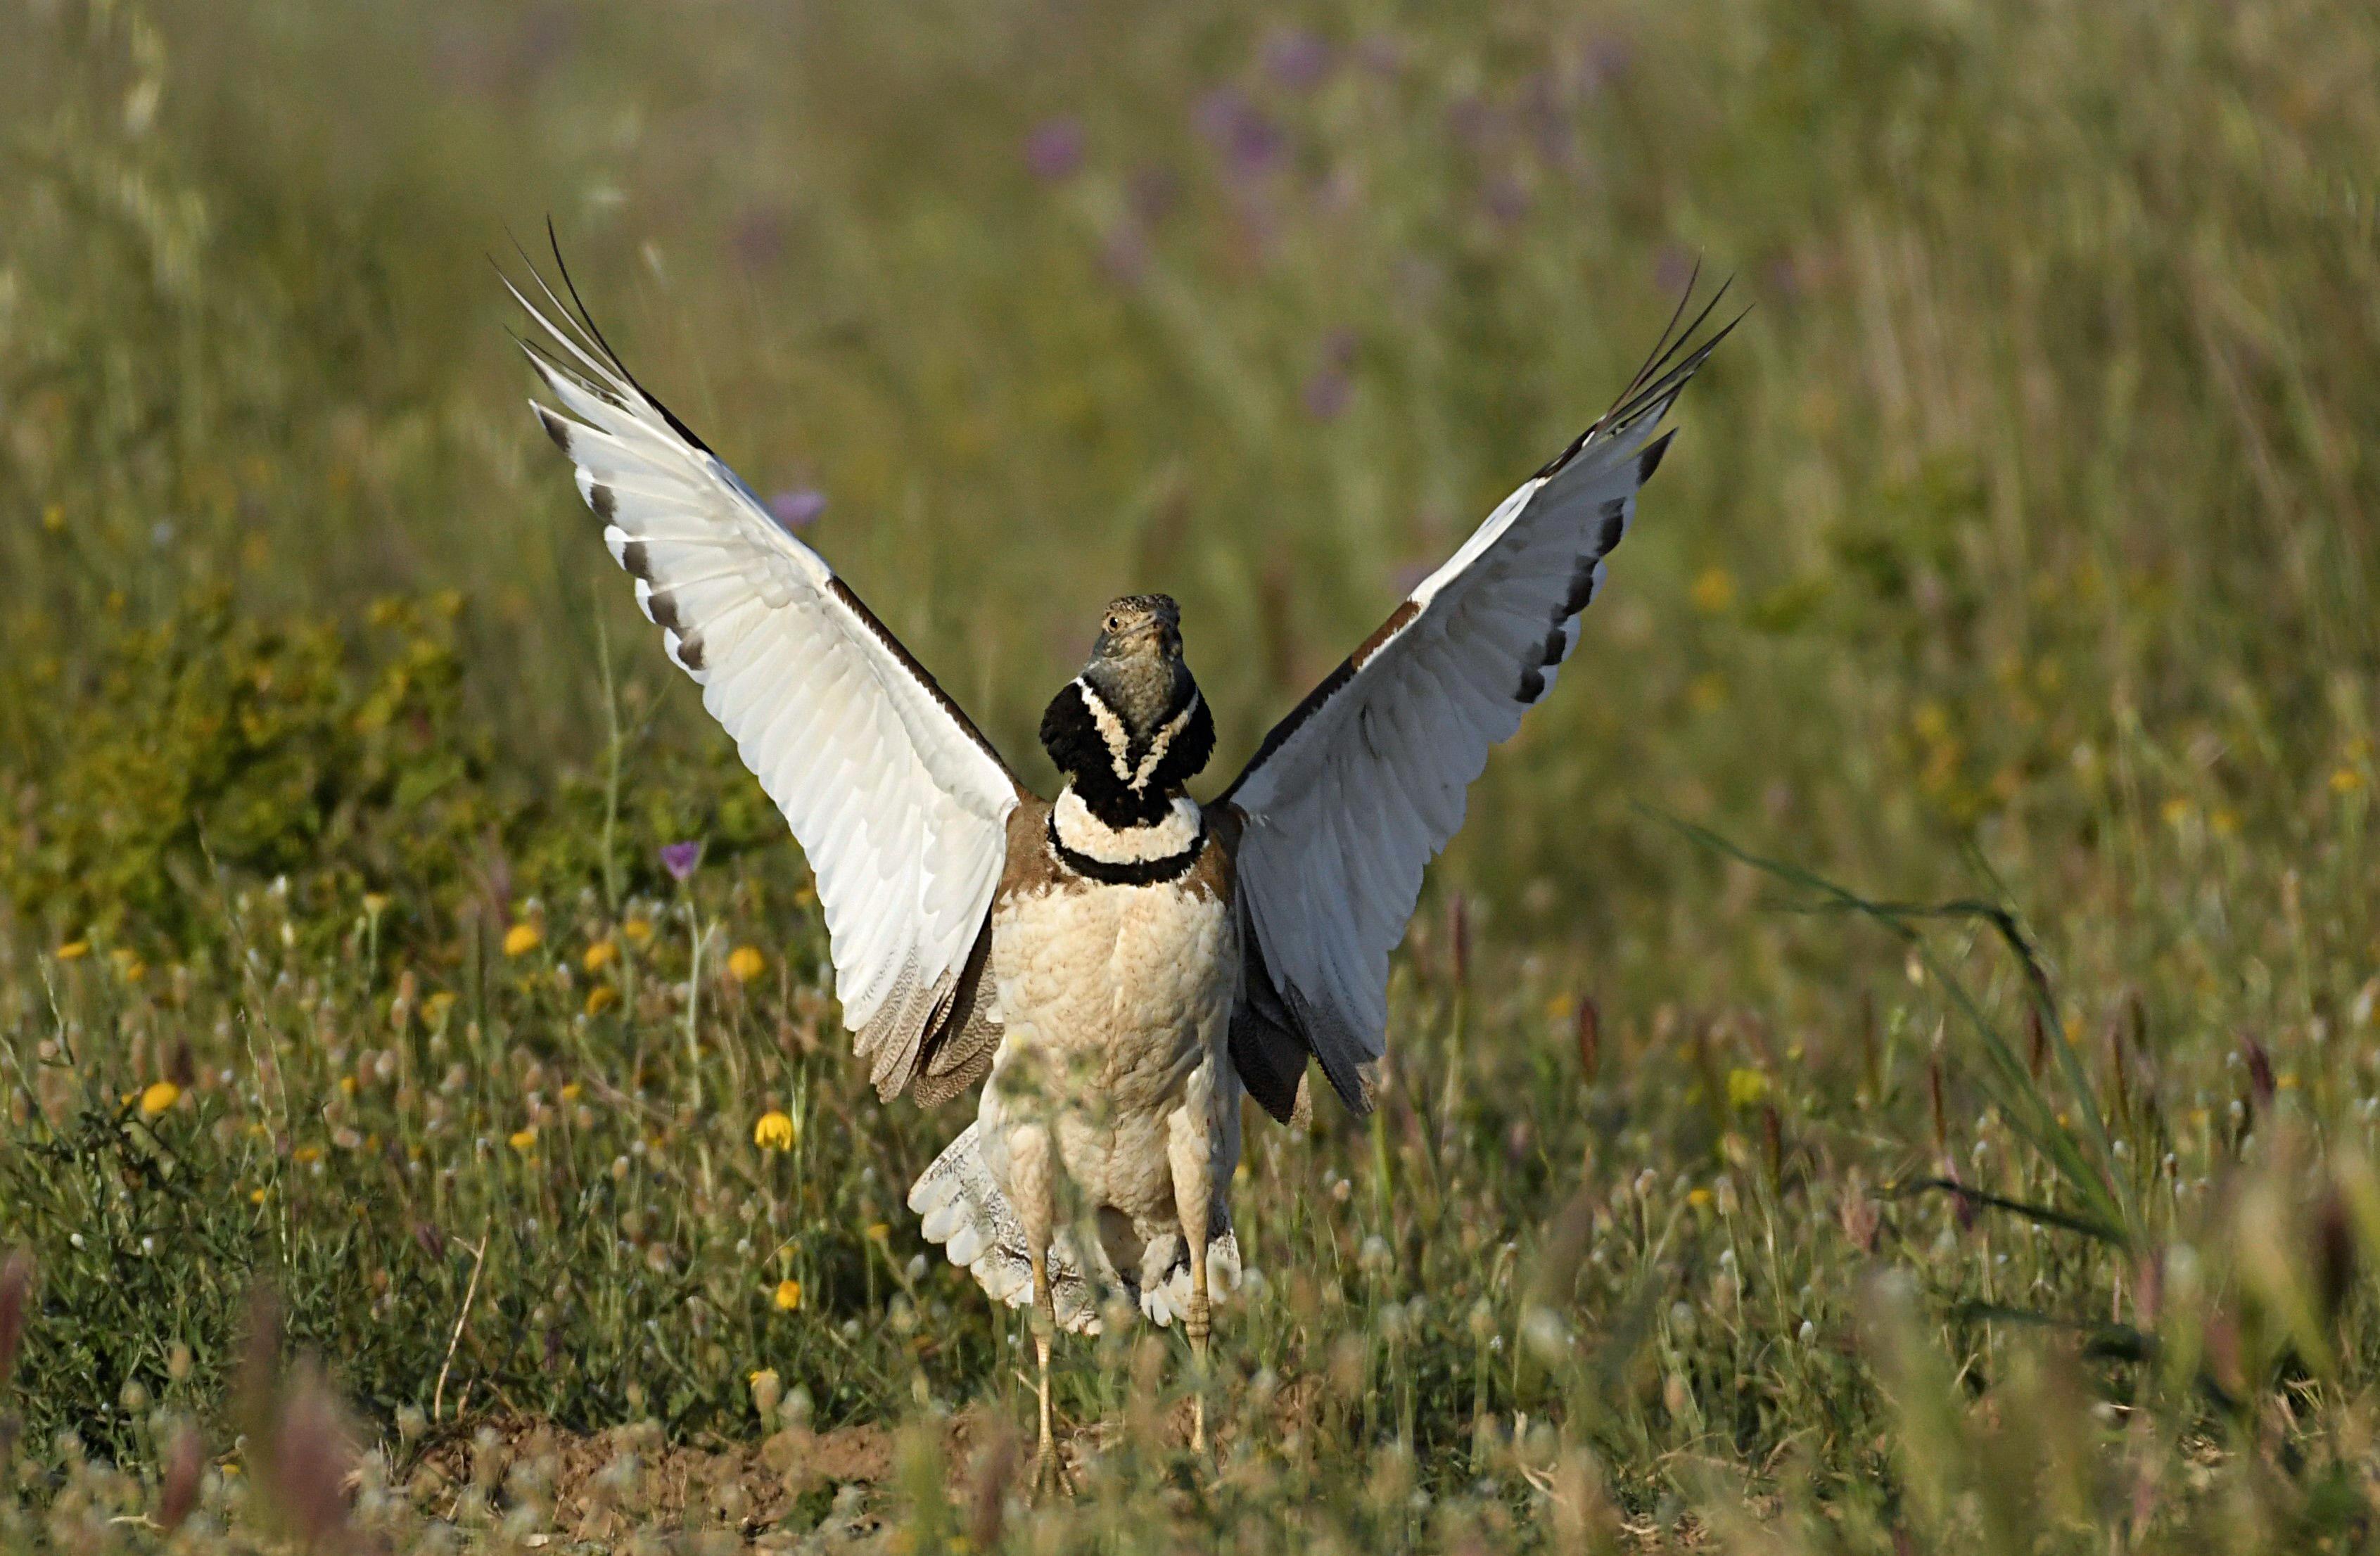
1225, 324, 1727, 1111
507, 269, 1019, 1097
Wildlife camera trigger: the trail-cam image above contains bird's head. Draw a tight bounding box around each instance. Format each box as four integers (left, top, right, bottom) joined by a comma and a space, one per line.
1040, 594, 1214, 815
1085, 594, 1188, 730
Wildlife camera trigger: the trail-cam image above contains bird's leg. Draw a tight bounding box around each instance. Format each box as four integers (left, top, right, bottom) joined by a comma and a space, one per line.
1167, 1100, 1214, 1456
1029, 1246, 1062, 1497
1010, 1121, 1068, 1499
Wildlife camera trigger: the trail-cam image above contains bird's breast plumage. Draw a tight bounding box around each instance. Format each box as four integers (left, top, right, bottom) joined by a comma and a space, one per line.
987, 866, 1236, 1109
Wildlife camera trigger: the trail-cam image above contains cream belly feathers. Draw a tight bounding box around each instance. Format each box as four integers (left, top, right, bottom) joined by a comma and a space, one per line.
909, 801, 1245, 1332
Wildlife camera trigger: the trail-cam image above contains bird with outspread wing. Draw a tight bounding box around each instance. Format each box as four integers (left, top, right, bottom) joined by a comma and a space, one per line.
507, 242, 1729, 1488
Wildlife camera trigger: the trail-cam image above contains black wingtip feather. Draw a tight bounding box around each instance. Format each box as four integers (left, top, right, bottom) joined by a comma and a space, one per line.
540, 222, 720, 459
1532, 274, 1736, 483
499, 220, 722, 461
1638, 430, 1676, 484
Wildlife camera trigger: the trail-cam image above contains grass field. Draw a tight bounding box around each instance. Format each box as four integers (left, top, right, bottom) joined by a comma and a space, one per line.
4, 0, 2379, 1550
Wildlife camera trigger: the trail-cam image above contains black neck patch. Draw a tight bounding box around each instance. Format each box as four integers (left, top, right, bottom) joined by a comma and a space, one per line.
1038, 678, 1215, 829
1046, 810, 1209, 887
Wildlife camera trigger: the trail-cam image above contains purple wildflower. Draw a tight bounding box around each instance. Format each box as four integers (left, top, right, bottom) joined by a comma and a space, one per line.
1445, 95, 1496, 150
1354, 32, 1406, 77
1304, 368, 1351, 421
768, 488, 827, 533
1311, 168, 1358, 219
1654, 244, 1697, 297
1100, 223, 1151, 287
1304, 329, 1358, 421
1584, 32, 1634, 88
1129, 164, 1182, 225
1024, 117, 1085, 182
1520, 71, 1582, 168
661, 841, 703, 883
1195, 87, 1285, 182
1483, 173, 1533, 226
1262, 28, 1335, 92
730, 209, 788, 269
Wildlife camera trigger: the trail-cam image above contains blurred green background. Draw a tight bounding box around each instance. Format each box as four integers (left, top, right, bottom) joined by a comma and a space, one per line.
8, 0, 2371, 972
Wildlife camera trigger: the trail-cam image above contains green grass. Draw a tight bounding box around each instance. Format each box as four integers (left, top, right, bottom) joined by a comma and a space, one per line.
3, 0, 2379, 1549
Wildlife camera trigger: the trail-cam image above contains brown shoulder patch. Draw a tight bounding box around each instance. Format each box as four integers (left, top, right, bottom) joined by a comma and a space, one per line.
998, 796, 1062, 899
1184, 803, 1240, 905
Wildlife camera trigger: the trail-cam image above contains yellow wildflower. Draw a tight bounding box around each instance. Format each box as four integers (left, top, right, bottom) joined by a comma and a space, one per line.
622, 917, 655, 948
293, 1145, 323, 1166
1726, 1068, 1771, 1109
866, 1223, 890, 1243
502, 922, 542, 957
424, 990, 457, 1025
2160, 796, 2193, 827
727, 945, 767, 984
57, 939, 90, 962
561, 1083, 583, 1103
2333, 767, 2367, 795
583, 939, 618, 973
585, 986, 618, 1017
772, 1279, 803, 1312
753, 1110, 797, 1151
1687, 1187, 1714, 1210
363, 892, 393, 916
509, 1128, 538, 1153
1689, 567, 1738, 614
139, 1080, 182, 1117
248, 1188, 266, 1205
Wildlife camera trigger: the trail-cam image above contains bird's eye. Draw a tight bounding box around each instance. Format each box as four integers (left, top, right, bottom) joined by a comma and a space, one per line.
1104, 616, 1120, 632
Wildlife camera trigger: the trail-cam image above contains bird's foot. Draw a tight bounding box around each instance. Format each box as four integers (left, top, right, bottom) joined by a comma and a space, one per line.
1028, 1435, 1074, 1503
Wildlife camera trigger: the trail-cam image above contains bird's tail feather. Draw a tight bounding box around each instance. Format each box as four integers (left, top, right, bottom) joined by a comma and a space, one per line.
907, 1123, 1240, 1335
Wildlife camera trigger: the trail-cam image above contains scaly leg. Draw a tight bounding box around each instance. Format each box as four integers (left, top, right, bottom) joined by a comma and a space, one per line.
1010, 1123, 1068, 1499
1029, 1247, 1062, 1497
1167, 1099, 1214, 1455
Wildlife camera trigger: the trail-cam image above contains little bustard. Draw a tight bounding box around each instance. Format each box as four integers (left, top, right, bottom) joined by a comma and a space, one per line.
507, 245, 1728, 1485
